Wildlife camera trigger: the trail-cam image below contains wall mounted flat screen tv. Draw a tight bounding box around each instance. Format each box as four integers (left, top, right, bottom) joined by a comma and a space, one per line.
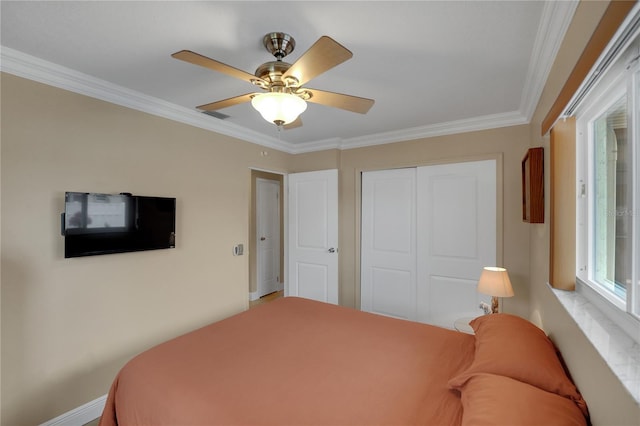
62, 192, 176, 258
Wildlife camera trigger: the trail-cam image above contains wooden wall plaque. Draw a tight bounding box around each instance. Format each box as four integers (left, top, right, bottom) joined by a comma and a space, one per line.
522, 147, 544, 223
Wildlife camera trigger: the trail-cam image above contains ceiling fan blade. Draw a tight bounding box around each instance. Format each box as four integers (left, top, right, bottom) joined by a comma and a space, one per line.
172, 50, 265, 85
283, 36, 353, 86
304, 88, 374, 114
197, 93, 256, 111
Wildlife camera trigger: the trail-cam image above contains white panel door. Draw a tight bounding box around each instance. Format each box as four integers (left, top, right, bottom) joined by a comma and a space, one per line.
416, 160, 496, 328
256, 178, 280, 298
361, 168, 417, 320
287, 169, 339, 304
360, 160, 496, 327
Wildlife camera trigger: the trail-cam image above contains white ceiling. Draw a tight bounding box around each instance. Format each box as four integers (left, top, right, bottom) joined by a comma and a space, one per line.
0, 1, 577, 153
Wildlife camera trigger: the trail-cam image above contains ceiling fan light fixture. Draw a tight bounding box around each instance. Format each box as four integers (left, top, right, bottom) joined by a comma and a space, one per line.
251, 92, 307, 126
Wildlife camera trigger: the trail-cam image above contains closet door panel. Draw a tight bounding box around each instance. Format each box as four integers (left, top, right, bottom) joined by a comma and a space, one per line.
430, 175, 479, 259
427, 276, 479, 322
417, 160, 496, 327
361, 168, 417, 320
371, 267, 412, 319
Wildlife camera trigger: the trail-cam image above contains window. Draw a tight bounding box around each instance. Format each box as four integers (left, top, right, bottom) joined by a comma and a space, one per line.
592, 95, 631, 301
576, 37, 640, 341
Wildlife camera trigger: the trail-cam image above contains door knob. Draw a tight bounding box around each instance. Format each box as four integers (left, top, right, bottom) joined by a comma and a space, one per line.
328, 248, 336, 253
260, 237, 266, 241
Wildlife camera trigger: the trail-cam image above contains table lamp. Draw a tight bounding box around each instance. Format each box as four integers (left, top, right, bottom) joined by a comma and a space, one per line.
478, 266, 514, 314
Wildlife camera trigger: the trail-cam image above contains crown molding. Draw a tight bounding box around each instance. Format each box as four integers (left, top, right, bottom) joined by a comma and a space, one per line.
335, 110, 528, 151
0, 46, 298, 153
519, 0, 579, 121
2, 0, 578, 157
287, 137, 343, 154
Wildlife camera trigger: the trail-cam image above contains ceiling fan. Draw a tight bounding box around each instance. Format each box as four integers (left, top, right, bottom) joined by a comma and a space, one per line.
172, 32, 375, 127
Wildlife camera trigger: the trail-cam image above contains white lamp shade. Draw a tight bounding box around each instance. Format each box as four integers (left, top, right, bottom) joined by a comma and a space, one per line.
251, 92, 307, 125
477, 266, 514, 297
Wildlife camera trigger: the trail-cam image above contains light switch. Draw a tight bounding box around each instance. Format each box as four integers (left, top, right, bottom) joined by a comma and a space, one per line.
233, 244, 244, 256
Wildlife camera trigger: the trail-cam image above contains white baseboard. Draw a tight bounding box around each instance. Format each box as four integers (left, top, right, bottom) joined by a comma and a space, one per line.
250, 284, 284, 302
40, 394, 107, 426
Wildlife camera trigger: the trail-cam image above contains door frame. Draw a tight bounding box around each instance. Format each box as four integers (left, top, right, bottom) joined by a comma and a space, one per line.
255, 177, 281, 298
249, 168, 285, 302
354, 154, 504, 309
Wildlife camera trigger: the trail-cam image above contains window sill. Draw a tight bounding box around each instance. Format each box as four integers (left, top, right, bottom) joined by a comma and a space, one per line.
549, 283, 640, 403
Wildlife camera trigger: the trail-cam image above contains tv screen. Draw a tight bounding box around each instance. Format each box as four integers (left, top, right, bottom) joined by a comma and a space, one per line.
63, 192, 176, 258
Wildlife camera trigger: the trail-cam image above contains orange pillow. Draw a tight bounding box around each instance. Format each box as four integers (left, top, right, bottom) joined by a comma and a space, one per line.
448, 313, 589, 418
452, 373, 587, 426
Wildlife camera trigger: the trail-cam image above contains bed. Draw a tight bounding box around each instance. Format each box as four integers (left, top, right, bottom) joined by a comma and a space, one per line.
99, 297, 589, 425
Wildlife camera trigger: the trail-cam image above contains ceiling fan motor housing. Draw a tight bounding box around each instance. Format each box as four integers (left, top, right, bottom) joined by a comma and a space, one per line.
263, 32, 295, 60
255, 60, 297, 90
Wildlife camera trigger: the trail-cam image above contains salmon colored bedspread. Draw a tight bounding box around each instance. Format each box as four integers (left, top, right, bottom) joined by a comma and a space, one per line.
99, 297, 475, 425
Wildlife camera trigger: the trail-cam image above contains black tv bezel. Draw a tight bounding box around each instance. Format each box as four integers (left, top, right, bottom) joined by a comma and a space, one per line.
62, 192, 176, 258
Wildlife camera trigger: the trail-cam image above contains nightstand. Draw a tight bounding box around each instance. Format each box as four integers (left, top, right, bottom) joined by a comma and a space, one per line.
454, 317, 475, 334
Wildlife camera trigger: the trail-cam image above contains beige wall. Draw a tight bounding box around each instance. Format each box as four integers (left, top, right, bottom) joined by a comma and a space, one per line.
290, 149, 340, 173
0, 73, 292, 425
528, 1, 640, 425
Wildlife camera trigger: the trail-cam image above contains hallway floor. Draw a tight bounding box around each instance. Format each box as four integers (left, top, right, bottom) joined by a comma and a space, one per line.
249, 290, 284, 308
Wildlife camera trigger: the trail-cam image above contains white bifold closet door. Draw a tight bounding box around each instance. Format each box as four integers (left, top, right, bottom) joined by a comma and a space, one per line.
361, 168, 418, 320
361, 160, 496, 328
